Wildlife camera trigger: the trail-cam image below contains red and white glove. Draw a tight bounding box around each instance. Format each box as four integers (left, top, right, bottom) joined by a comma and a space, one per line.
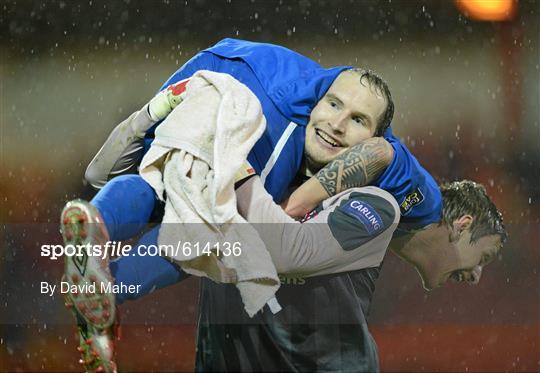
147, 79, 189, 121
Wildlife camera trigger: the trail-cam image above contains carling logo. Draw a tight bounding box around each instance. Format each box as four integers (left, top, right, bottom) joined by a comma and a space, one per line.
342, 200, 383, 235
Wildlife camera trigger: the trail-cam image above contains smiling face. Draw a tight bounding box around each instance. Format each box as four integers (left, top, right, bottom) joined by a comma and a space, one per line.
394, 181, 506, 292
420, 216, 503, 290
447, 230, 502, 285
304, 70, 388, 173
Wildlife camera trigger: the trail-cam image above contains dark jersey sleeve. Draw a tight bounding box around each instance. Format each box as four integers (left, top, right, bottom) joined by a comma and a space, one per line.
327, 190, 398, 251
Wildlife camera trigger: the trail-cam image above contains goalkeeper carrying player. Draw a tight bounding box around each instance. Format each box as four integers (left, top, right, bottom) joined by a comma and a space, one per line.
61, 39, 505, 372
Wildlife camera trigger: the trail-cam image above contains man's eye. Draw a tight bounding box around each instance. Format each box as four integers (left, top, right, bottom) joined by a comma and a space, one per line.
329, 101, 338, 108
353, 117, 364, 125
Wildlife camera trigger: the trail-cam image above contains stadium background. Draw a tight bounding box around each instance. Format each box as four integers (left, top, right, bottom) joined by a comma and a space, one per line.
1, 0, 539, 371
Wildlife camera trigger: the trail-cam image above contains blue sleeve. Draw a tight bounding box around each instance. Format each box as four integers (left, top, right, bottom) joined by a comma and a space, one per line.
204, 38, 349, 126
372, 127, 442, 231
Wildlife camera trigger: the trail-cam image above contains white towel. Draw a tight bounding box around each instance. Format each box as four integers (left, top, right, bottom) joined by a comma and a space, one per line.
139, 70, 280, 317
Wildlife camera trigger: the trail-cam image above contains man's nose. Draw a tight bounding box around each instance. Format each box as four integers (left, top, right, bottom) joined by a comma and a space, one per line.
328, 113, 348, 133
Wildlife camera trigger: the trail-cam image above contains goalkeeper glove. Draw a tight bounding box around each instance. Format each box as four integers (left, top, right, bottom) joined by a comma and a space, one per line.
147, 79, 189, 121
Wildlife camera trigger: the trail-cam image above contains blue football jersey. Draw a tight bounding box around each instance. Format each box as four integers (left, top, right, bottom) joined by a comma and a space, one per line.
145, 38, 442, 229
373, 127, 442, 230
145, 38, 348, 203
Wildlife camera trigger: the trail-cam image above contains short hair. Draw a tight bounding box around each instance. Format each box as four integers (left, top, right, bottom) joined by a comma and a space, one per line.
349, 68, 394, 136
440, 180, 507, 244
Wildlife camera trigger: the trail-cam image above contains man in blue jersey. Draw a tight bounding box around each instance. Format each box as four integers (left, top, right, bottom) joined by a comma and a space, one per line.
61, 39, 506, 371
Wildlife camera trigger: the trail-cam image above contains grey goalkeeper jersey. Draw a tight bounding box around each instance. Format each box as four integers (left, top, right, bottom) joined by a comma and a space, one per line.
196, 177, 400, 372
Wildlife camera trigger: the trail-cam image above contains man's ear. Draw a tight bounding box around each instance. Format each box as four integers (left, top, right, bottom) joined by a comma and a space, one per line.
453, 215, 473, 233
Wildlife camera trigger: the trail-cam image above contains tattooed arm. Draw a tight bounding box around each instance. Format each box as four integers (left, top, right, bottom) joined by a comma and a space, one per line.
314, 137, 394, 195
282, 137, 394, 217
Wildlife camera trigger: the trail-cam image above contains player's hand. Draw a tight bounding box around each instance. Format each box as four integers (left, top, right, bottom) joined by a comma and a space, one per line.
147, 79, 189, 121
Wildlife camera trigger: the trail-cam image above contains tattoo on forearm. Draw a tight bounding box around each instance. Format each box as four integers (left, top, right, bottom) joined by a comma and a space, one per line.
315, 138, 392, 196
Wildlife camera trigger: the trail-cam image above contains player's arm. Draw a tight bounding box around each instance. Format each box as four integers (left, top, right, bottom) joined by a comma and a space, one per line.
236, 175, 399, 276
85, 81, 187, 188
282, 137, 394, 218
84, 50, 218, 188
